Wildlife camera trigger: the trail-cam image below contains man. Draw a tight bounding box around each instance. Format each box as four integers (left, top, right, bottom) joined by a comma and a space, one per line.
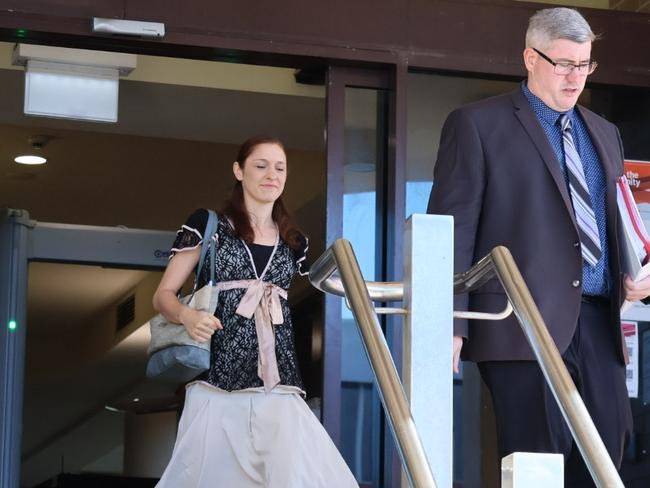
428, 7, 650, 486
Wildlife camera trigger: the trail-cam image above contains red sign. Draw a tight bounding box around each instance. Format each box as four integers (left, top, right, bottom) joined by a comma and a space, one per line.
624, 160, 650, 204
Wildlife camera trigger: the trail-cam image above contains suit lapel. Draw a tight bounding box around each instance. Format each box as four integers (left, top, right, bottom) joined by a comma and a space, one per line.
511, 90, 577, 229
576, 105, 621, 185
576, 106, 620, 237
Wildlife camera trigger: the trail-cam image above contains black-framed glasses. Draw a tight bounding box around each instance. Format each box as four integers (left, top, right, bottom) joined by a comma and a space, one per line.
532, 48, 598, 76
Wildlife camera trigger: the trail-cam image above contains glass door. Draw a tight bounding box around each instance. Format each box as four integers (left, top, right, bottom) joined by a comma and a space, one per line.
323, 66, 394, 487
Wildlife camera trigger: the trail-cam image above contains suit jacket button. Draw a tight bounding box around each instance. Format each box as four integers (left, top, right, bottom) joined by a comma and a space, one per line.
572, 280, 581, 288
574, 241, 580, 248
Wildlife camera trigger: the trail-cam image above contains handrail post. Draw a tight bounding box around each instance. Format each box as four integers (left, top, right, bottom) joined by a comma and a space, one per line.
330, 240, 437, 488
311, 223, 624, 487
402, 214, 454, 488
490, 247, 624, 488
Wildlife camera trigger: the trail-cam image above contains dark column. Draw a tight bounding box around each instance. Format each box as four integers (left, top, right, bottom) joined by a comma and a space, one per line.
0, 209, 30, 488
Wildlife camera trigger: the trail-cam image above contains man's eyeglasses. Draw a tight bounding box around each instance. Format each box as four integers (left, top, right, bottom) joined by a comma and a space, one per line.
532, 48, 598, 76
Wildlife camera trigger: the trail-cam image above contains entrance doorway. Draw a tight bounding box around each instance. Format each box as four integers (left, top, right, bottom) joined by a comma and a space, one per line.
0, 45, 328, 487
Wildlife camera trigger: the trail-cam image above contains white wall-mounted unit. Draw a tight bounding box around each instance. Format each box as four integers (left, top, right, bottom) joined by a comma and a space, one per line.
12, 44, 137, 123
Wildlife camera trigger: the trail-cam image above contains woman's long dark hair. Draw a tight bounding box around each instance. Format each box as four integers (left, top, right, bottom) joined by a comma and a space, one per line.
221, 136, 302, 249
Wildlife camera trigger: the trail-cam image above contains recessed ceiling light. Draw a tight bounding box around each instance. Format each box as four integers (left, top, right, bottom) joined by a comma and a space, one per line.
14, 155, 47, 165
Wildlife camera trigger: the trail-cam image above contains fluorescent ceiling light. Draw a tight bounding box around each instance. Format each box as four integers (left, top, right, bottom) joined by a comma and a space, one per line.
24, 60, 119, 122
12, 44, 137, 123
14, 155, 47, 165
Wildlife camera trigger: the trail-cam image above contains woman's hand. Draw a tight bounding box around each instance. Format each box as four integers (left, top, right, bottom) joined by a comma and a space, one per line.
179, 306, 223, 343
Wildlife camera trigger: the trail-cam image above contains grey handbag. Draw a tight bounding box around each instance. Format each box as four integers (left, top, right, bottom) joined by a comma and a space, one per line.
146, 210, 219, 383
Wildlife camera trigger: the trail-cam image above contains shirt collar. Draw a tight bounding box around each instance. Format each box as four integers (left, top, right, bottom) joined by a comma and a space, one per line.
521, 81, 575, 127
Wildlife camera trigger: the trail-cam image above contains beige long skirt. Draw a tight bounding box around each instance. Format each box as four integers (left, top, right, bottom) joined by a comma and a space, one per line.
156, 381, 358, 488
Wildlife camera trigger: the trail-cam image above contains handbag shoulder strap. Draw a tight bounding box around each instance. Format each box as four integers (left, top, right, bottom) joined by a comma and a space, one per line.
192, 210, 218, 292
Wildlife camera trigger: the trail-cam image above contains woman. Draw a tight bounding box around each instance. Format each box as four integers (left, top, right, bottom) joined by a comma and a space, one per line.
153, 137, 357, 487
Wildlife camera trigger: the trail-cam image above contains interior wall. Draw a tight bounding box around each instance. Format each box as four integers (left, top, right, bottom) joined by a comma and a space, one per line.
1, 123, 324, 228
20, 409, 126, 487
22, 269, 162, 485
123, 411, 177, 478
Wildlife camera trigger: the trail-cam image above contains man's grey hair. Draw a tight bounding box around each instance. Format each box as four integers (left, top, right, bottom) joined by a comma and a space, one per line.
526, 8, 598, 49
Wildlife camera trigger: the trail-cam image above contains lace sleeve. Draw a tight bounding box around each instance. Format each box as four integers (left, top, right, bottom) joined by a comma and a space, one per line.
170, 208, 210, 258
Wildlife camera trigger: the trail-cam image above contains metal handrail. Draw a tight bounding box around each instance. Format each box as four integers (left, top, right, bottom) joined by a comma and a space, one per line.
321, 268, 513, 321
463, 246, 623, 488
310, 239, 437, 488
311, 239, 623, 487
315, 272, 404, 302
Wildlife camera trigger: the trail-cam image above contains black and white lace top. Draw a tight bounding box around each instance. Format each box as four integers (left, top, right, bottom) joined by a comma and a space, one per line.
170, 208, 309, 392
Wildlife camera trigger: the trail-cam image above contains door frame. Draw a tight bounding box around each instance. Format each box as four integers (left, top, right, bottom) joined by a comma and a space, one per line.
0, 209, 174, 488
323, 63, 408, 487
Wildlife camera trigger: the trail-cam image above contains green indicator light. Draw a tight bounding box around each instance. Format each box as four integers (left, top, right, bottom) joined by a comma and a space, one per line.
16, 29, 26, 38
8, 320, 17, 331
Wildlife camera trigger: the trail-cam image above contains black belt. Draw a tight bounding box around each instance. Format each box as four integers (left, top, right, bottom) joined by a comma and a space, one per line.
581, 295, 610, 306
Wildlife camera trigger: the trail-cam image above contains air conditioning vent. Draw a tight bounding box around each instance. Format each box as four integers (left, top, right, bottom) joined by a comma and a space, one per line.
116, 294, 135, 331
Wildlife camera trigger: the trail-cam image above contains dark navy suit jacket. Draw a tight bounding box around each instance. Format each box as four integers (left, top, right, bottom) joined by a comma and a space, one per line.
428, 88, 626, 364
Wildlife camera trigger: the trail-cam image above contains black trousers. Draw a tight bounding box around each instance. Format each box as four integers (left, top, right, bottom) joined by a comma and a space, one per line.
478, 300, 633, 487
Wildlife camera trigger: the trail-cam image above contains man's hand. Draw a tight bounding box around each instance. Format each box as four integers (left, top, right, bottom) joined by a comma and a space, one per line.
453, 335, 463, 374
624, 274, 650, 302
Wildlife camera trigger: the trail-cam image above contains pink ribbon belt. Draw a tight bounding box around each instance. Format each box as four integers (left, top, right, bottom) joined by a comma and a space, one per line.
216, 279, 287, 392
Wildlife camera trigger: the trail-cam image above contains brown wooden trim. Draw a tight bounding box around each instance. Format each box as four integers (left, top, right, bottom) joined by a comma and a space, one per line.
323, 65, 346, 447
1, 0, 125, 19
0, 8, 398, 66
1, 1, 649, 87
387, 59, 407, 286
383, 57, 408, 488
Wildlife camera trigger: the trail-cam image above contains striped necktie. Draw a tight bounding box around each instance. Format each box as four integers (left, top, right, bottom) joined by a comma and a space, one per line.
558, 113, 602, 267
